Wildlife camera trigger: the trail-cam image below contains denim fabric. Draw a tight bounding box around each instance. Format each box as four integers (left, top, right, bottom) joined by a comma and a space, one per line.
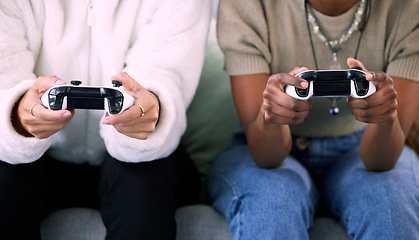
207, 127, 419, 240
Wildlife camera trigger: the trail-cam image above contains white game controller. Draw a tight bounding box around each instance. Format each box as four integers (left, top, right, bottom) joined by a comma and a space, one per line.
285, 67, 376, 100
41, 80, 135, 115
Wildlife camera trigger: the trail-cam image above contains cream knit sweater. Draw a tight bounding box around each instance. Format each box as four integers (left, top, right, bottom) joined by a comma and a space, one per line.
217, 0, 419, 137
0, 0, 213, 164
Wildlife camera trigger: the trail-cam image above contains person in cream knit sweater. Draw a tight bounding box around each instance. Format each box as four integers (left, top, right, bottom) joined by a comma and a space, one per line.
208, 0, 419, 239
0, 0, 212, 239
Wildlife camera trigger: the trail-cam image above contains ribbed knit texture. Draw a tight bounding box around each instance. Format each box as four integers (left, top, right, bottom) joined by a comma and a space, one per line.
217, 0, 419, 137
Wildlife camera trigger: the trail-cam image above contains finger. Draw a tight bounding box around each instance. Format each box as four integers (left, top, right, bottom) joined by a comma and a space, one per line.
365, 71, 390, 83
289, 66, 309, 77
349, 89, 398, 125
103, 102, 155, 125
105, 106, 140, 125
111, 72, 142, 98
348, 86, 397, 109
353, 108, 398, 125
21, 110, 73, 139
347, 58, 368, 72
30, 104, 72, 121
264, 114, 306, 126
262, 91, 312, 125
263, 89, 312, 112
22, 108, 73, 132
45, 75, 66, 87
121, 131, 152, 140
269, 73, 308, 91
109, 105, 157, 137
26, 121, 71, 139
113, 121, 156, 135
35, 75, 67, 95
263, 107, 309, 125
351, 98, 398, 119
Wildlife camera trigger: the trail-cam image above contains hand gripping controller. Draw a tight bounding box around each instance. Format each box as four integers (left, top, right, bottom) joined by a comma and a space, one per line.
285, 67, 376, 100
41, 80, 135, 115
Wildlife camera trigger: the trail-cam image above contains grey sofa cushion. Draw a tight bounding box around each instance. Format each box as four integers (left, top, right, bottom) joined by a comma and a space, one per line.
309, 217, 349, 240
175, 205, 231, 240
40, 205, 349, 240
176, 205, 350, 240
41, 208, 106, 240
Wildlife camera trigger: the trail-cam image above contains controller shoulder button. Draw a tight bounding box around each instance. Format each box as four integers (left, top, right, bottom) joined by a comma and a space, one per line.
71, 80, 82, 86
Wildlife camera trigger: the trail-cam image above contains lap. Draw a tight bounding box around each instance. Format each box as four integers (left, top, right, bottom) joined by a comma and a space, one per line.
321, 146, 419, 239
0, 146, 200, 240
208, 144, 315, 198
98, 146, 200, 240
207, 128, 419, 239
0, 155, 99, 211
207, 136, 318, 215
322, 145, 419, 213
99, 146, 201, 207
207, 132, 317, 239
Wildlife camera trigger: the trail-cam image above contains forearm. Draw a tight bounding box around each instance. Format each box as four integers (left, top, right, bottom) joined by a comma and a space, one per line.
245, 110, 292, 168
360, 118, 405, 171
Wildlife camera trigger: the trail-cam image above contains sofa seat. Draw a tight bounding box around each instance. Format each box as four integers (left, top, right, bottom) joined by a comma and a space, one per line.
40, 205, 350, 240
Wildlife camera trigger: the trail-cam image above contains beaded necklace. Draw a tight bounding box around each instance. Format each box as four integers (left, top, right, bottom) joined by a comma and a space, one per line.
304, 0, 369, 70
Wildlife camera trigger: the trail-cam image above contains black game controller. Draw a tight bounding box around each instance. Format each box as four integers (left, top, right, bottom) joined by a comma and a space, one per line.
41, 80, 135, 115
285, 67, 376, 100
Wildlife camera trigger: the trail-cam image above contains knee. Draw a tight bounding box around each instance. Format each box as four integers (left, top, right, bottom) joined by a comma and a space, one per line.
343, 171, 419, 238
0, 161, 20, 191
348, 170, 417, 211
224, 168, 314, 222
226, 187, 312, 239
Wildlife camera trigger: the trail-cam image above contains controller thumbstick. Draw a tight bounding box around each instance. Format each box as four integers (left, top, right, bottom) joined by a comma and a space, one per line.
112, 81, 123, 87
351, 66, 363, 71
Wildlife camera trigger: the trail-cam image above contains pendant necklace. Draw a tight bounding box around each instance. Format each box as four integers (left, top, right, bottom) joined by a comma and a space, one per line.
304, 0, 371, 115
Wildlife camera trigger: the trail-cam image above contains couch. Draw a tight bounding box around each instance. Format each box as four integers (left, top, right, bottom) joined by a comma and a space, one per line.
40, 21, 351, 240
41, 205, 349, 240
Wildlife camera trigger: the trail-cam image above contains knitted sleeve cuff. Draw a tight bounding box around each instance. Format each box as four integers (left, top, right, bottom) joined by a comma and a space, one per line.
387, 55, 419, 82
0, 80, 52, 164
224, 51, 270, 76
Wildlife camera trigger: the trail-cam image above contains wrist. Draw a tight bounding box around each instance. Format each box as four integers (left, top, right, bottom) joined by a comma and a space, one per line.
11, 95, 33, 137
149, 90, 160, 126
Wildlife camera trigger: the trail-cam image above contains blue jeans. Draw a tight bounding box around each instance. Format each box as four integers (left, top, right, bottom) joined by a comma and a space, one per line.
207, 128, 419, 240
